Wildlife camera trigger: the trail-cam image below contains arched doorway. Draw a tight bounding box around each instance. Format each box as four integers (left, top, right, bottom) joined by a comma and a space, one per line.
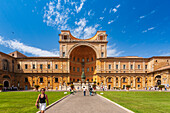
4, 81, 9, 87
69, 45, 96, 83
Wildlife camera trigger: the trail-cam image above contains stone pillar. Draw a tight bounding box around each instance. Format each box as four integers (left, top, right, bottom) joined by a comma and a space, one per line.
128, 76, 131, 85
113, 76, 116, 88
104, 77, 106, 86
133, 76, 136, 89
46, 76, 48, 89
50, 76, 53, 89
151, 74, 154, 87
35, 76, 38, 85
118, 76, 121, 88
142, 76, 145, 89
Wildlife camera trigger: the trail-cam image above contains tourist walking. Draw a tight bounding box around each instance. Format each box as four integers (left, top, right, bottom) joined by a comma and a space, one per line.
89, 86, 92, 96
83, 86, 86, 96
35, 88, 49, 113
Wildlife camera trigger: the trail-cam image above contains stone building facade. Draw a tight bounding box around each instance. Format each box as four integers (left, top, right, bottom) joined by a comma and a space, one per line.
0, 30, 170, 90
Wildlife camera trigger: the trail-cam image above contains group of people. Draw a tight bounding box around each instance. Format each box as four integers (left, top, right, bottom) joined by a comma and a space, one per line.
82, 86, 96, 96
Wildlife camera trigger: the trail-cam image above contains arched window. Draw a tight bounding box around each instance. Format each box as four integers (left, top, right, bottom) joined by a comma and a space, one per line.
108, 78, 111, 82
3, 75, 10, 79
2, 59, 9, 71
123, 77, 126, 82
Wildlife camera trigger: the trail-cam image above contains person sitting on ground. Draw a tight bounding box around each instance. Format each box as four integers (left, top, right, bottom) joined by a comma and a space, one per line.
35, 88, 49, 113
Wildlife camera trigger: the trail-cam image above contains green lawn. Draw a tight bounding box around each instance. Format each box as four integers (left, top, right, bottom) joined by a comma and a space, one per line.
97, 91, 170, 113
0, 91, 68, 113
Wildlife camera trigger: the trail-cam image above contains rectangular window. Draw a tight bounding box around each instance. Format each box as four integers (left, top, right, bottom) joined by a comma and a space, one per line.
101, 52, 104, 57
77, 67, 79, 72
25, 78, 28, 82
91, 67, 93, 71
137, 78, 140, 82
55, 78, 58, 82
73, 79, 75, 82
48, 64, 50, 69
73, 57, 75, 61
131, 65, 133, 70
116, 65, 118, 69
123, 78, 126, 82
33, 64, 35, 69
108, 78, 111, 82
123, 65, 126, 69
109, 64, 111, 69
55, 64, 58, 69
145, 65, 147, 69
77, 58, 79, 62
25, 64, 28, 69
87, 67, 89, 72
138, 65, 141, 69
17, 64, 20, 69
73, 67, 75, 71
77, 79, 79, 82
87, 58, 89, 62
63, 52, 65, 57
91, 57, 93, 61
40, 64, 43, 69
40, 78, 43, 83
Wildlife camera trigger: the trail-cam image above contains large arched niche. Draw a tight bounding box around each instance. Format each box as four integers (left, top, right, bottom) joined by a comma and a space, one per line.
67, 43, 99, 59
69, 45, 97, 83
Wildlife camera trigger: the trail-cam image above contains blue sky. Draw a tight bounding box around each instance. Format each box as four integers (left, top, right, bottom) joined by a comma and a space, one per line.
0, 0, 169, 57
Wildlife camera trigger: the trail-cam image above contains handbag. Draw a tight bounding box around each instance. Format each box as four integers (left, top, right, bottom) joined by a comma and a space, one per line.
36, 103, 39, 109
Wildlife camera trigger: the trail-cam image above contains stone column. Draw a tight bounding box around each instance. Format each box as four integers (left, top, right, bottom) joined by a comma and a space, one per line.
151, 74, 154, 87
128, 76, 131, 85
133, 76, 136, 89
113, 76, 116, 88
46, 76, 48, 89
118, 76, 121, 88
35, 76, 38, 85
142, 76, 145, 89
50, 76, 53, 89
104, 76, 106, 86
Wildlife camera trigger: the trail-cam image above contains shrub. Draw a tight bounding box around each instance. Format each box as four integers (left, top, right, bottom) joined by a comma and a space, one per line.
34, 85, 40, 89
126, 85, 131, 88
0, 84, 3, 87
159, 85, 165, 88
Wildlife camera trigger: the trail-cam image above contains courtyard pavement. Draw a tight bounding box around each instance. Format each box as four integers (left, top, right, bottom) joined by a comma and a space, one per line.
46, 91, 130, 113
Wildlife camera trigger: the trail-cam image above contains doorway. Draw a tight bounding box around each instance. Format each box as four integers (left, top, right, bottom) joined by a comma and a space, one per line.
108, 85, 111, 90
4, 81, 9, 87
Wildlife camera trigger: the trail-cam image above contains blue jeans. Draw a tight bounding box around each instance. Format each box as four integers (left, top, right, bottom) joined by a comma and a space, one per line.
84, 91, 86, 96
90, 91, 92, 96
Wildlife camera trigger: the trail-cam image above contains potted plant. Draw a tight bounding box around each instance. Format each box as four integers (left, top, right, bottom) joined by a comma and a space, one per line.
34, 85, 40, 91
126, 85, 131, 90
0, 84, 3, 91
159, 85, 165, 90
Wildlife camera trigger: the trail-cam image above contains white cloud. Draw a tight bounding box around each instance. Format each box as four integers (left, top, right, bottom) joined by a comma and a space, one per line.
102, 8, 106, 13
87, 9, 94, 16
107, 44, 124, 57
108, 16, 119, 24
138, 10, 156, 21
142, 27, 155, 33
116, 4, 120, 8
43, 0, 99, 39
99, 17, 104, 20
0, 36, 59, 56
75, 0, 86, 13
109, 4, 120, 13
161, 53, 170, 56
108, 20, 114, 24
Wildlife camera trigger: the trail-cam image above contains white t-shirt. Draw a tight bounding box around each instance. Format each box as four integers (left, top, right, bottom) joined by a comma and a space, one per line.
83, 88, 86, 91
